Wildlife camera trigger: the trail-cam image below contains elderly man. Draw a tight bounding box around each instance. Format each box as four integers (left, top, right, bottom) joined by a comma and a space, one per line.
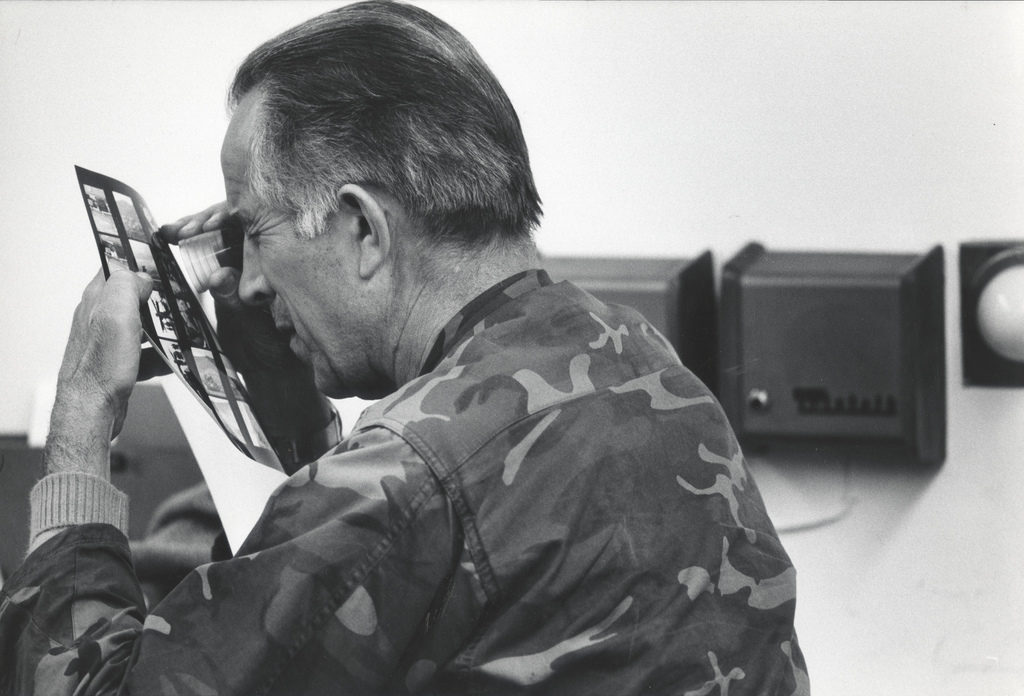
0, 2, 807, 694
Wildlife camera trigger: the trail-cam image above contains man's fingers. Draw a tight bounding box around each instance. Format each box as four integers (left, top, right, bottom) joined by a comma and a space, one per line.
208, 267, 244, 309
133, 271, 155, 301
76, 269, 144, 330
81, 268, 108, 303
106, 268, 154, 303
164, 201, 226, 235
58, 270, 151, 416
160, 201, 231, 243
202, 209, 230, 233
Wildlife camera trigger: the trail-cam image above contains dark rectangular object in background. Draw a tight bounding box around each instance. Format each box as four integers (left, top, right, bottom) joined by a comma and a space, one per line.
542, 252, 717, 393
719, 243, 945, 465
0, 384, 202, 579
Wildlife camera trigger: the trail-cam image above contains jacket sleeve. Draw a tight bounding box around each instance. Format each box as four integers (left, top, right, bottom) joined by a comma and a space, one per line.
0, 425, 460, 695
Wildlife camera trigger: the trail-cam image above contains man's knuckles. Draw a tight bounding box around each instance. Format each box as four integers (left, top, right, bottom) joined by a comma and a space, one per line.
161, 202, 229, 242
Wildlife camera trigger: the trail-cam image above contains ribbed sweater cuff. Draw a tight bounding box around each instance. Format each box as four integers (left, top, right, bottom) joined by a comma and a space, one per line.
29, 472, 129, 542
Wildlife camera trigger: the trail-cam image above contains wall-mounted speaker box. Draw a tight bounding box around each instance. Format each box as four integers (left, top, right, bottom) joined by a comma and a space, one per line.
542, 253, 718, 393
719, 243, 946, 466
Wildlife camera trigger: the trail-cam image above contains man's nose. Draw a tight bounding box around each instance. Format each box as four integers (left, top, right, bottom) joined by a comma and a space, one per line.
238, 241, 273, 306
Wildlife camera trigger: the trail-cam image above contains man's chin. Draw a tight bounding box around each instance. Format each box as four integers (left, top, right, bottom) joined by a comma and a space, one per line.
313, 365, 395, 401
312, 369, 349, 400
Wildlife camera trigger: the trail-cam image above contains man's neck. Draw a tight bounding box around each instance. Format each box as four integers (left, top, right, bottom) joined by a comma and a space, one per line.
387, 242, 539, 386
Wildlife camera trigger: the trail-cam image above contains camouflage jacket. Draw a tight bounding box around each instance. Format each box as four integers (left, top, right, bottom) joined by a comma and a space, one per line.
0, 270, 809, 695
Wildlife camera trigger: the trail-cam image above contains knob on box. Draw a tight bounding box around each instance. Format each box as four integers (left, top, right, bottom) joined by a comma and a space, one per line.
719, 243, 946, 465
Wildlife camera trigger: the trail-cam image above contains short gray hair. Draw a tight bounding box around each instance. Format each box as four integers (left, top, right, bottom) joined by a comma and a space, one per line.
230, 0, 542, 245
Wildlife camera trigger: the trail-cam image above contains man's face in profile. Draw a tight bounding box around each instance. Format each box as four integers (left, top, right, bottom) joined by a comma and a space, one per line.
219, 91, 379, 399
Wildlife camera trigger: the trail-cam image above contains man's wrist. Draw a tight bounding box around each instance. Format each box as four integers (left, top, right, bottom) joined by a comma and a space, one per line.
44, 386, 116, 477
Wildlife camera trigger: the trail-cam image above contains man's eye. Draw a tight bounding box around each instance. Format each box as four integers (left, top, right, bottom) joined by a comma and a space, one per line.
236, 219, 260, 243
221, 216, 245, 246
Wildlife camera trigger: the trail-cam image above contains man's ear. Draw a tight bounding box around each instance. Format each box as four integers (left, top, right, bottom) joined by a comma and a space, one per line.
335, 183, 392, 280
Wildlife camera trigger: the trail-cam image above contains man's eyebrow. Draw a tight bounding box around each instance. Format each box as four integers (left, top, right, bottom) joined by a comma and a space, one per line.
226, 209, 250, 226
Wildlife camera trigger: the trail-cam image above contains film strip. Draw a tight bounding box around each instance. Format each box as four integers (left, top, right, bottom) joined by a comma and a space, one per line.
75, 166, 281, 470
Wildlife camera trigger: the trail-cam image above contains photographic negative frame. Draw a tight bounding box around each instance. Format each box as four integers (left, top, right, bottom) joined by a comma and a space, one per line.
82, 184, 118, 236
193, 349, 228, 398
128, 240, 160, 280
76, 166, 282, 470
149, 293, 177, 340
112, 191, 149, 243
98, 234, 129, 274
159, 338, 200, 392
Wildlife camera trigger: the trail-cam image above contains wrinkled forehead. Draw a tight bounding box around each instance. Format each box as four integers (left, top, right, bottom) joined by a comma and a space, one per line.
221, 90, 265, 198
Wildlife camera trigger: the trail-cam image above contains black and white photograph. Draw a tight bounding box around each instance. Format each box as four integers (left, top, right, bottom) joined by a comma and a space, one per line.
3, 3, 1024, 695
172, 297, 208, 349
164, 271, 185, 299
113, 192, 148, 243
138, 199, 158, 234
154, 264, 210, 349
82, 184, 117, 235
192, 349, 227, 399
159, 337, 195, 386
148, 293, 176, 340
97, 234, 128, 273
127, 240, 159, 280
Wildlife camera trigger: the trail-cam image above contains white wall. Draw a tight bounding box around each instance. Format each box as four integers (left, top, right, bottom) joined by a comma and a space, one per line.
2, 1, 1022, 692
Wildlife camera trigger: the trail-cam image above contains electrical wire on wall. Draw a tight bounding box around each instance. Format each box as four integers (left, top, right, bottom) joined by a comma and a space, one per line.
755, 454, 857, 536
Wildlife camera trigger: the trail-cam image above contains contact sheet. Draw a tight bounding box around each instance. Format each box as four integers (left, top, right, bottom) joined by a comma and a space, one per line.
76, 166, 282, 471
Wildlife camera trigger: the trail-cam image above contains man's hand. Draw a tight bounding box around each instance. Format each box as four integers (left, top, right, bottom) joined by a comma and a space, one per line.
160, 205, 338, 472
160, 203, 296, 377
46, 270, 153, 477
